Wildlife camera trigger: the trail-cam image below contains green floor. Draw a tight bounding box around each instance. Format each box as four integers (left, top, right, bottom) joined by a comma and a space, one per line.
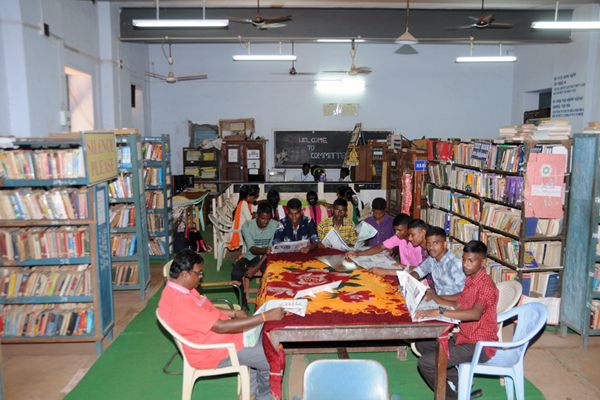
66, 231, 545, 399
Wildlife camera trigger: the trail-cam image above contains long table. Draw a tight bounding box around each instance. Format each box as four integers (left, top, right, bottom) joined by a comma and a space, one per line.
257, 249, 451, 399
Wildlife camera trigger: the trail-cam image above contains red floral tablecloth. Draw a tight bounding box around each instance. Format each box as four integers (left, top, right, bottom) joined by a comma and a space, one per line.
257, 249, 415, 398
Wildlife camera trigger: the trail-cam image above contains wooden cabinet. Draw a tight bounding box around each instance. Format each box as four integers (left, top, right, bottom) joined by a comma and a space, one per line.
386, 140, 428, 218
220, 140, 266, 182
355, 141, 386, 182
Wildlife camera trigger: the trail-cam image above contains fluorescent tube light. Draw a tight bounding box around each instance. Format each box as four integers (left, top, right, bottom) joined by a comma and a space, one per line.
132, 19, 229, 28
316, 39, 366, 43
232, 55, 297, 61
456, 56, 517, 63
315, 79, 365, 94
531, 21, 600, 30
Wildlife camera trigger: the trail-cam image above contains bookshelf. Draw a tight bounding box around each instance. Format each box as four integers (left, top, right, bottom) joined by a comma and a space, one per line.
356, 140, 387, 182
424, 138, 571, 298
0, 132, 117, 354
560, 133, 600, 346
110, 132, 150, 299
183, 147, 219, 184
220, 139, 266, 182
143, 135, 173, 261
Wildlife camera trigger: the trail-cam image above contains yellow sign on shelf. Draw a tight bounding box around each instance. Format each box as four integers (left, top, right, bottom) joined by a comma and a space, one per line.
83, 132, 118, 184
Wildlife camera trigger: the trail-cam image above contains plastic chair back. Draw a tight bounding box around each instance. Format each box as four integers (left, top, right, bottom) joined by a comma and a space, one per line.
303, 359, 389, 400
496, 280, 523, 341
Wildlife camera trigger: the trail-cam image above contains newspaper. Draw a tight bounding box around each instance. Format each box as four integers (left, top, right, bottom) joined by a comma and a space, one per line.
243, 299, 309, 347
321, 229, 353, 251
271, 239, 310, 254
320, 222, 377, 252
350, 253, 400, 270
396, 270, 459, 324
294, 280, 342, 299
355, 221, 378, 245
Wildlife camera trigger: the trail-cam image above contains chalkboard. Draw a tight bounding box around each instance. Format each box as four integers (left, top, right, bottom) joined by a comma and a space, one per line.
274, 131, 352, 168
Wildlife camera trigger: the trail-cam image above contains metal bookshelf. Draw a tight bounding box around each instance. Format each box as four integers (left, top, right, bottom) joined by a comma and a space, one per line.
424, 138, 571, 295
0, 132, 116, 354
110, 132, 150, 299
143, 135, 173, 261
560, 133, 600, 346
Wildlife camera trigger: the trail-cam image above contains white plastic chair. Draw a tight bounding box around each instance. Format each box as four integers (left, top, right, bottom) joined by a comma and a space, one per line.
496, 280, 522, 341
302, 359, 389, 400
208, 213, 241, 272
156, 310, 251, 400
456, 303, 547, 400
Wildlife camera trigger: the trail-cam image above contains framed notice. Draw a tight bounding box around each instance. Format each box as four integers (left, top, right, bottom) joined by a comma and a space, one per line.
228, 148, 239, 163
247, 149, 260, 159
248, 159, 260, 169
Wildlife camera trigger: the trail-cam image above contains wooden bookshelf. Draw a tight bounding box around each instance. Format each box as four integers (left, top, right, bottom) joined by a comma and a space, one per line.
0, 132, 117, 354
143, 135, 173, 261
423, 138, 571, 298
110, 132, 150, 299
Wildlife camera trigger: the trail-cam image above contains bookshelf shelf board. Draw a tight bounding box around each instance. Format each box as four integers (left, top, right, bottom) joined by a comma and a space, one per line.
109, 198, 134, 204
481, 225, 520, 241
450, 187, 522, 210
452, 162, 522, 177
111, 227, 137, 234
145, 185, 162, 190
450, 236, 467, 245
112, 256, 137, 262
0, 257, 92, 267
143, 160, 163, 167
1, 178, 88, 187
118, 167, 133, 173
591, 291, 600, 300
588, 329, 600, 335
524, 235, 565, 242
150, 255, 169, 260
517, 265, 563, 272
113, 284, 142, 291
16, 138, 83, 147
0, 296, 94, 305
0, 219, 92, 227
486, 254, 519, 271
448, 210, 479, 226
149, 232, 167, 237
146, 208, 165, 213
1, 334, 97, 343
595, 255, 600, 263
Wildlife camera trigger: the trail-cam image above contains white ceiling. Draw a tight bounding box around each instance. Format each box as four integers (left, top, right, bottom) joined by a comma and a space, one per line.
110, 0, 593, 10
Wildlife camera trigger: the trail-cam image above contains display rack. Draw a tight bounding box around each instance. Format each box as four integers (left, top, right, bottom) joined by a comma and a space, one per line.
110, 131, 150, 299
0, 132, 117, 354
560, 133, 600, 346
143, 135, 173, 261
424, 138, 571, 298
356, 140, 386, 182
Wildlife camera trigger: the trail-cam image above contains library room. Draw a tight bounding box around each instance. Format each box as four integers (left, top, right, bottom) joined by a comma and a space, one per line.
2, 1, 600, 399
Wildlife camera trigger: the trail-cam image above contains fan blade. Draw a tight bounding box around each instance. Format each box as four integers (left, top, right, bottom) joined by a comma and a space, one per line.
487, 22, 514, 29
257, 22, 287, 29
355, 67, 372, 74
176, 74, 208, 81
295, 72, 317, 76
451, 24, 477, 29
146, 72, 167, 81
261, 14, 292, 23
322, 70, 349, 74
468, 16, 480, 21
227, 17, 254, 24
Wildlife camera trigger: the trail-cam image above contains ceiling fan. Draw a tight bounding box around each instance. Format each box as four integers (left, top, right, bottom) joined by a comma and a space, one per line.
323, 39, 372, 76
146, 42, 208, 84
228, 0, 291, 30
272, 42, 316, 76
455, 0, 513, 29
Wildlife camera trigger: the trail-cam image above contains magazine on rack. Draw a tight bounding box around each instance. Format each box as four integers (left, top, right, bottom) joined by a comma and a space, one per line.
396, 270, 460, 324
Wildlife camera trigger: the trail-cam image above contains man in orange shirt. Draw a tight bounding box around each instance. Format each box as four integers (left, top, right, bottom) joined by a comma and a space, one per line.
158, 250, 284, 400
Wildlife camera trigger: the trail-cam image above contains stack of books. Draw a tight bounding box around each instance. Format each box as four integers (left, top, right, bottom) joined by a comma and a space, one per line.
583, 122, 600, 133
533, 120, 571, 140
498, 124, 536, 141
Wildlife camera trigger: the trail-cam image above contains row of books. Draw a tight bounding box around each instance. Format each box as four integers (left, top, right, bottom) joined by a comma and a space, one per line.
0, 188, 88, 220
110, 234, 137, 257
1, 304, 94, 337
148, 237, 167, 256
525, 241, 562, 267
426, 139, 453, 161
0, 265, 91, 298
500, 120, 571, 141
117, 145, 132, 169
525, 218, 562, 237
451, 195, 480, 221
482, 230, 520, 266
485, 261, 560, 297
481, 204, 521, 236
108, 175, 133, 199
147, 214, 165, 232
0, 227, 90, 262
144, 167, 163, 186
591, 300, 600, 330
109, 205, 135, 228
142, 143, 164, 161
0, 148, 85, 180
449, 168, 524, 207
426, 208, 449, 232
454, 143, 525, 173
427, 163, 450, 187
592, 264, 600, 292
145, 191, 165, 209
111, 262, 139, 285
450, 218, 478, 244
430, 187, 451, 210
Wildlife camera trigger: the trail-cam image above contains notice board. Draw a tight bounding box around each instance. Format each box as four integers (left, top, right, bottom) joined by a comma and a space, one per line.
274, 131, 352, 168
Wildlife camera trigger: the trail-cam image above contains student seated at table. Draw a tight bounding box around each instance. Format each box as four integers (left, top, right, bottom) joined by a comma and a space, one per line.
317, 198, 357, 247
362, 197, 394, 246
228, 185, 259, 250
339, 167, 351, 182
266, 189, 286, 221
231, 202, 278, 310
347, 214, 427, 268
295, 163, 314, 182
303, 190, 330, 226
414, 240, 498, 400
335, 185, 361, 224
158, 249, 285, 400
272, 198, 319, 253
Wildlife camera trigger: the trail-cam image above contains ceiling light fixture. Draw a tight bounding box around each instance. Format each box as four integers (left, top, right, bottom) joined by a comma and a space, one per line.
395, 0, 418, 44
455, 40, 516, 63
315, 78, 366, 95
132, 0, 229, 28
233, 41, 297, 61
317, 38, 366, 43
531, 1, 600, 30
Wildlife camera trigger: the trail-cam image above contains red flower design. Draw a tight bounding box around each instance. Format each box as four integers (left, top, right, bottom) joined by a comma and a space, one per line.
279, 269, 349, 289
337, 290, 373, 303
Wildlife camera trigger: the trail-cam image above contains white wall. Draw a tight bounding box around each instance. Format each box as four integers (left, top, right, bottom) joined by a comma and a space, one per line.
148, 43, 515, 174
